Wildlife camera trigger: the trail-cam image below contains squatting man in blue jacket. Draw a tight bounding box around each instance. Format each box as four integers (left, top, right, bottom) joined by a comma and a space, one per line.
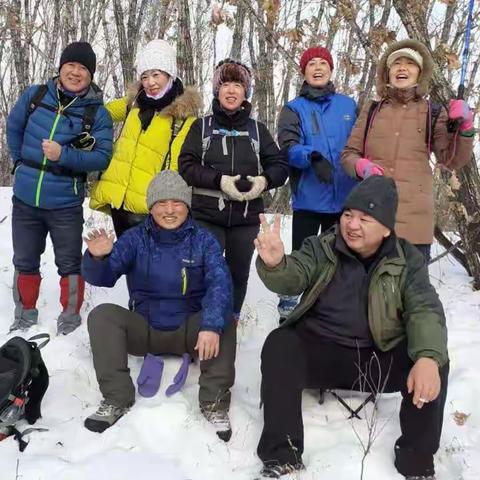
82, 171, 236, 440
7, 41, 113, 335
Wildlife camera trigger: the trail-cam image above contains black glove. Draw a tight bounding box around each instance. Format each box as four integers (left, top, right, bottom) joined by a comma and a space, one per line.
311, 151, 333, 183
235, 176, 253, 192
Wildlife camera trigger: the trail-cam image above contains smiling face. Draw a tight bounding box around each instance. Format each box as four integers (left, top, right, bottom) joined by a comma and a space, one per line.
59, 62, 91, 93
388, 56, 420, 89
150, 200, 188, 230
141, 69, 170, 96
304, 57, 332, 88
340, 209, 391, 258
218, 81, 246, 111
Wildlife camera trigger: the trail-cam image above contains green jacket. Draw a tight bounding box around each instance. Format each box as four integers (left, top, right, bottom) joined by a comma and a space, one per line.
257, 231, 448, 367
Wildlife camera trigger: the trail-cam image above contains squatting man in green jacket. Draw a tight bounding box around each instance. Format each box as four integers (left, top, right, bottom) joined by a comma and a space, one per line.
254, 176, 448, 480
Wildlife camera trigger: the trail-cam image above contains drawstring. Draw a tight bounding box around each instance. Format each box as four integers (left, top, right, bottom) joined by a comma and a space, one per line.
222, 136, 228, 155
243, 201, 249, 218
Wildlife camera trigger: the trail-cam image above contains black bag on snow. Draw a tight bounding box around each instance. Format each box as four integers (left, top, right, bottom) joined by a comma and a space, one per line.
0, 333, 49, 451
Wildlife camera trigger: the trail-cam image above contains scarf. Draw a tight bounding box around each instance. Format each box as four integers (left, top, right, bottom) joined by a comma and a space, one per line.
137, 78, 184, 130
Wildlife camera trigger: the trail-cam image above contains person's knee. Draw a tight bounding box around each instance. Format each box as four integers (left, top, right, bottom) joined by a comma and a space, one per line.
261, 328, 300, 366
87, 303, 124, 333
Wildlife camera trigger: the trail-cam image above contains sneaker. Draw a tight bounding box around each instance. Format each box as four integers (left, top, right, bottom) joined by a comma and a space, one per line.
260, 460, 306, 478
201, 407, 232, 442
405, 476, 436, 480
84, 400, 130, 433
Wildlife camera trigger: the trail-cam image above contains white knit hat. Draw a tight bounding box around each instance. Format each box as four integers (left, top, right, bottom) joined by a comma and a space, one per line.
386, 47, 423, 70
135, 39, 177, 79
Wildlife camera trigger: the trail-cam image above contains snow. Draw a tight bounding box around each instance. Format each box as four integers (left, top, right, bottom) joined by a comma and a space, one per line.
0, 187, 478, 480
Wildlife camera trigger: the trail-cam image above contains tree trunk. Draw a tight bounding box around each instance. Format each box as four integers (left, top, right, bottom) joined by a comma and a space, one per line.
177, 0, 195, 86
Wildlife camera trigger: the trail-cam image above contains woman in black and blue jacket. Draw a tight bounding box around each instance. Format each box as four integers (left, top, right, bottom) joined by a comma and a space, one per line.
276, 46, 357, 319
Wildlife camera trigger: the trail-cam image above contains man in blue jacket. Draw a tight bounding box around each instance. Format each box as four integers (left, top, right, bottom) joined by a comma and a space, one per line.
7, 41, 113, 335
82, 171, 235, 440
276, 46, 358, 320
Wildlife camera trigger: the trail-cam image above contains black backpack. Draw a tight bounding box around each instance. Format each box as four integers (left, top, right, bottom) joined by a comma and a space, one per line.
0, 334, 50, 451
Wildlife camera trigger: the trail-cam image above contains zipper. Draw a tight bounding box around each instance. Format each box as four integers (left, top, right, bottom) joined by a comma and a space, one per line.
228, 136, 234, 226
34, 94, 78, 207
317, 103, 337, 208
181, 267, 187, 295
73, 177, 78, 195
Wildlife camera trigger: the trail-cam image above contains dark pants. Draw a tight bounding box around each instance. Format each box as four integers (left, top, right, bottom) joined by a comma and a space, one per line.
415, 244, 432, 264
12, 195, 83, 276
292, 210, 340, 251
87, 303, 236, 409
258, 326, 448, 478
196, 220, 259, 315
111, 207, 148, 238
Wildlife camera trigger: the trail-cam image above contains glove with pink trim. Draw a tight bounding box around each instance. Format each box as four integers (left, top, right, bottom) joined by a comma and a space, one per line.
449, 99, 474, 132
354, 158, 385, 179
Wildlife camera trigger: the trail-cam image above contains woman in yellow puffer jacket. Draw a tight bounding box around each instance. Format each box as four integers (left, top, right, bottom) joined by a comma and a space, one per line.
90, 39, 202, 237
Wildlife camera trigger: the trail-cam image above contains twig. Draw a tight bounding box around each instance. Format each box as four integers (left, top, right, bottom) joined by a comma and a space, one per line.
0, 215, 7, 224
428, 239, 463, 265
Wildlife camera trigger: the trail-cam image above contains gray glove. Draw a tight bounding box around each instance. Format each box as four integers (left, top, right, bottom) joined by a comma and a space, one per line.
220, 175, 245, 201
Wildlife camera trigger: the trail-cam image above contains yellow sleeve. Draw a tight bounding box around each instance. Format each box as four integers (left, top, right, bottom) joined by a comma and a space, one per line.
106, 97, 129, 123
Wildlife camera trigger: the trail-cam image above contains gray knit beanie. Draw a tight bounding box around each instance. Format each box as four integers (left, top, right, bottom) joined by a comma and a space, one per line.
146, 170, 192, 210
343, 176, 398, 230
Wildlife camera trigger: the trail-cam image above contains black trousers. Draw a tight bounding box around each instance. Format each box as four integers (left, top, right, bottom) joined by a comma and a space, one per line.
257, 326, 448, 478
292, 210, 340, 251
196, 220, 259, 315
111, 207, 148, 238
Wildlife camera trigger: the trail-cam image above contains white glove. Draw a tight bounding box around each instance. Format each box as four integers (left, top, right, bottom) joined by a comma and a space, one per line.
243, 175, 267, 201
220, 175, 245, 201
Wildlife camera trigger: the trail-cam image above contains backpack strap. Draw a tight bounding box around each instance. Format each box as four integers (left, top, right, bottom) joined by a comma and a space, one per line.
363, 100, 379, 157
81, 104, 99, 135
426, 101, 443, 154
27, 85, 50, 116
27, 334, 50, 350
162, 118, 187, 171
201, 115, 215, 166
247, 118, 261, 174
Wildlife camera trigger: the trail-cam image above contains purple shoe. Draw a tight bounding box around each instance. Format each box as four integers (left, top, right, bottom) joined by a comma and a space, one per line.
137, 353, 164, 397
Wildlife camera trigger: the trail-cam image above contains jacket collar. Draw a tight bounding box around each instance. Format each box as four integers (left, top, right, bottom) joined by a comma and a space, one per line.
126, 85, 202, 119
144, 215, 195, 244
211, 97, 252, 128
49, 77, 104, 104
299, 81, 335, 102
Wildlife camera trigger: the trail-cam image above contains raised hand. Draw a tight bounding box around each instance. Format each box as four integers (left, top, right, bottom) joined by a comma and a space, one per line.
254, 214, 285, 268
84, 228, 115, 258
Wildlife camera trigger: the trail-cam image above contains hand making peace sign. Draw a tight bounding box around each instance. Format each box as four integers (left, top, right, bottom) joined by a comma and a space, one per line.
254, 214, 285, 268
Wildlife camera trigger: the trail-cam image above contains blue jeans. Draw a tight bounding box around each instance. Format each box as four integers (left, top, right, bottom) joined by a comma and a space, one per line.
12, 195, 84, 276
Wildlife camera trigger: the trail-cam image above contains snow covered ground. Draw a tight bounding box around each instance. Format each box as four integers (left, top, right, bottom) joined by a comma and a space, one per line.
0, 186, 478, 480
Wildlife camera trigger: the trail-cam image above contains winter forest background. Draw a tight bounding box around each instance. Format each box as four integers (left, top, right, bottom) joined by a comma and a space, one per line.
0, 0, 479, 285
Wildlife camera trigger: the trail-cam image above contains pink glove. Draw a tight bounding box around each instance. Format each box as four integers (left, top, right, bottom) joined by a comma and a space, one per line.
355, 158, 385, 179
449, 99, 474, 132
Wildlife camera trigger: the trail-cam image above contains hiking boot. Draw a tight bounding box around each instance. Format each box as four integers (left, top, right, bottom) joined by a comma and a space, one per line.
201, 407, 232, 442
84, 400, 130, 433
260, 460, 306, 478
405, 476, 436, 480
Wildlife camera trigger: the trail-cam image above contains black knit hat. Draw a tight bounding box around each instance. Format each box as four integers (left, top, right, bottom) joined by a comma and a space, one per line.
59, 42, 96, 78
343, 176, 398, 230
